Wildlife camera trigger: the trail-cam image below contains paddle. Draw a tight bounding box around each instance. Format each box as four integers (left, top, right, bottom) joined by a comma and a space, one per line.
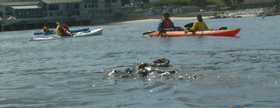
184, 23, 194, 28
142, 31, 156, 35
143, 27, 185, 36
218, 27, 227, 30
158, 28, 175, 36
143, 27, 178, 35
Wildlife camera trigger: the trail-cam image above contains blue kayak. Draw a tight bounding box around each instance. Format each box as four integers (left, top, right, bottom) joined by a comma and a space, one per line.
34, 28, 90, 35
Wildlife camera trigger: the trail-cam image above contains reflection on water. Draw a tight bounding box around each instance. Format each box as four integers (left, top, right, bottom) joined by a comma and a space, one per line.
0, 16, 280, 108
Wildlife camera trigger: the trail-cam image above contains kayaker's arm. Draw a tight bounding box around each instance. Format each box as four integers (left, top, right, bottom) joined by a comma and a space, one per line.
189, 21, 198, 31
66, 29, 74, 36
203, 21, 211, 30
65, 29, 73, 36
171, 21, 176, 29
157, 20, 164, 31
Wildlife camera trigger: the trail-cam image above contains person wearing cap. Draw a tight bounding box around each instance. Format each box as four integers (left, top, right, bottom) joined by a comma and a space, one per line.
157, 13, 176, 31
43, 23, 53, 32
56, 22, 72, 36
186, 15, 211, 31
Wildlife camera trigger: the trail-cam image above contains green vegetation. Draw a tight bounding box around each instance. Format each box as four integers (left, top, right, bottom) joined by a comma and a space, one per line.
139, 0, 244, 9
191, 0, 207, 7
217, 0, 244, 7
127, 14, 145, 17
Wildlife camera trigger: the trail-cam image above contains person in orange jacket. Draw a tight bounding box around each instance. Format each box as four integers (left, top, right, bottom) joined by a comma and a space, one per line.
157, 13, 176, 31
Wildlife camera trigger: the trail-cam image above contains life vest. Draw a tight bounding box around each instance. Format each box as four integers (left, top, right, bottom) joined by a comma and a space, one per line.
56, 25, 71, 36
161, 18, 173, 30
43, 26, 50, 32
63, 24, 69, 31
189, 21, 211, 31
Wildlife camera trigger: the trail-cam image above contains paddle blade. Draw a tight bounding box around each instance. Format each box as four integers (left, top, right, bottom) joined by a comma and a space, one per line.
184, 23, 194, 28
143, 31, 155, 35
219, 27, 228, 30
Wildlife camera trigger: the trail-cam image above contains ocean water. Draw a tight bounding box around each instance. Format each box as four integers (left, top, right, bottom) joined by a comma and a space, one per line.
1, 16, 280, 108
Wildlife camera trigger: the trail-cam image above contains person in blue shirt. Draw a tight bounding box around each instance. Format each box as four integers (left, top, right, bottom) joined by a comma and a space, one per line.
157, 13, 176, 31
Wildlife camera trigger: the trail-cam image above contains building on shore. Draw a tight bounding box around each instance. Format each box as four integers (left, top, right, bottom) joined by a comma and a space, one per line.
0, 0, 122, 32
1, 0, 40, 1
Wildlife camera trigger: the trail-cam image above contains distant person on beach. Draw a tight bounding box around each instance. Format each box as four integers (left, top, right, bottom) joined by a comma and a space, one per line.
56, 22, 72, 36
157, 13, 176, 31
43, 23, 53, 32
186, 15, 211, 31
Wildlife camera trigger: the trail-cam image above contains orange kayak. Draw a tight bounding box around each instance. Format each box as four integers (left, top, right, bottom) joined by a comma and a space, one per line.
149, 28, 241, 37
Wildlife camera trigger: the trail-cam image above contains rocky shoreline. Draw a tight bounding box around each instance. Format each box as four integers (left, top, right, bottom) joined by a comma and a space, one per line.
110, 7, 279, 25
212, 7, 279, 19
105, 58, 201, 81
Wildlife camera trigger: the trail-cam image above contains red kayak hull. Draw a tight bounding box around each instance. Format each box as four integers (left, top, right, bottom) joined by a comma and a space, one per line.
149, 28, 241, 37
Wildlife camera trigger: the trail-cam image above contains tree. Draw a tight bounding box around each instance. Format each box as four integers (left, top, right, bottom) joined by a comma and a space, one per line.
219, 0, 244, 7
191, 0, 207, 7
236, 0, 244, 4
142, 0, 149, 3
121, 0, 130, 6
221, 0, 233, 7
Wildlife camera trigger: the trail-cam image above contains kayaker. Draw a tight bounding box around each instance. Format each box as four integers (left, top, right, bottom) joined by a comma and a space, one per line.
43, 23, 53, 32
61, 22, 69, 31
56, 22, 72, 36
157, 13, 176, 31
186, 15, 211, 31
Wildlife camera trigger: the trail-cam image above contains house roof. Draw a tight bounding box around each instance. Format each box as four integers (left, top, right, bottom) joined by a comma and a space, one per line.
11, 5, 41, 9
243, 0, 276, 4
0, 1, 39, 6
42, 0, 82, 4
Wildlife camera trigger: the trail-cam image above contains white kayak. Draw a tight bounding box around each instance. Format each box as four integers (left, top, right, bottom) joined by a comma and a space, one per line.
30, 28, 103, 41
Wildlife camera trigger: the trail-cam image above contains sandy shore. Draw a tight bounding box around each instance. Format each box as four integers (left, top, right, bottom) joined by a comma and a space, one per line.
111, 16, 201, 24
238, 14, 257, 17
111, 15, 256, 24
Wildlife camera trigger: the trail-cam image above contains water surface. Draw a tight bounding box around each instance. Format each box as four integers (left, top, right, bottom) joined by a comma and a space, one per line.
1, 16, 280, 108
